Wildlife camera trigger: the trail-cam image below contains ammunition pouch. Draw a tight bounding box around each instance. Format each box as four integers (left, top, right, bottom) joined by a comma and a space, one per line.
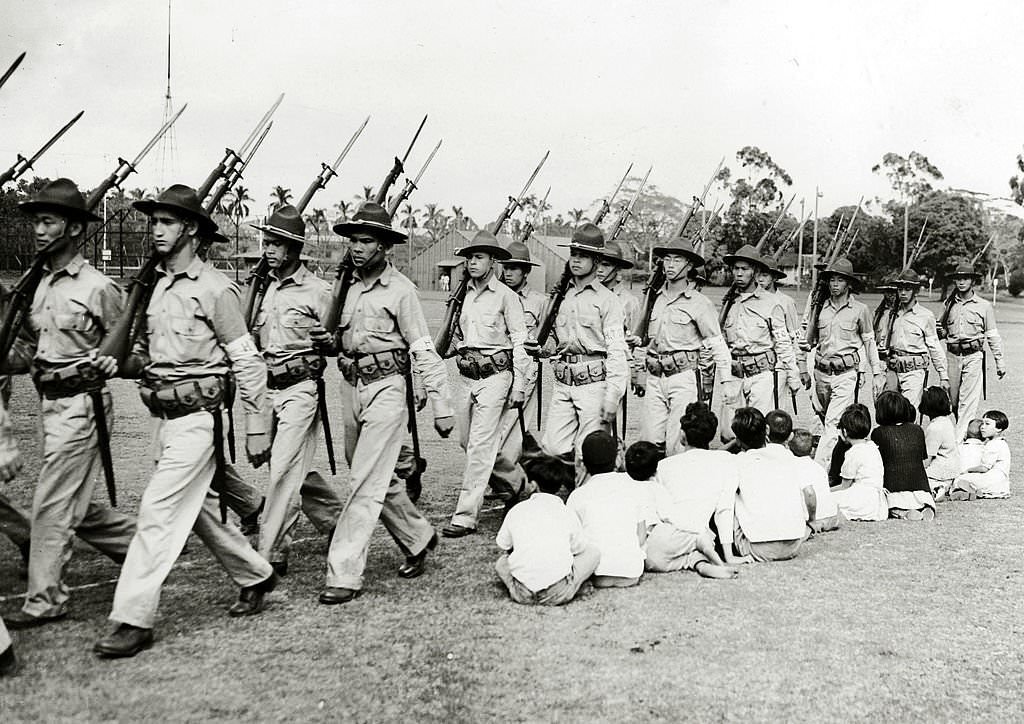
338, 349, 410, 386
887, 352, 929, 373
140, 375, 226, 419
267, 354, 326, 390
552, 353, 607, 386
730, 349, 777, 379
646, 349, 700, 378
814, 350, 861, 375
34, 360, 103, 400
456, 349, 513, 380
946, 338, 984, 356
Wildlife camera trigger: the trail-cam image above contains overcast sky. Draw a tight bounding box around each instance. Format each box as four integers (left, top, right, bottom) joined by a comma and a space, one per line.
2, 0, 1022, 224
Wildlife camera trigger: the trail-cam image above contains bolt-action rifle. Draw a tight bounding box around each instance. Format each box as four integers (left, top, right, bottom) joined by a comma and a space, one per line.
373, 114, 427, 206
592, 163, 633, 226
387, 138, 441, 217
607, 165, 651, 242
197, 94, 283, 200
0, 111, 84, 187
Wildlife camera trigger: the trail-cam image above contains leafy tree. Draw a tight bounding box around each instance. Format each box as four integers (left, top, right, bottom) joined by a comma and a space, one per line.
873, 152, 944, 204
270, 185, 292, 209
1008, 152, 1024, 206
333, 199, 350, 223
1008, 269, 1024, 296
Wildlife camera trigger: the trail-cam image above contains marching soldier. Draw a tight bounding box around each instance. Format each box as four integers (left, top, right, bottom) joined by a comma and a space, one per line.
597, 240, 643, 396
720, 244, 801, 416
641, 237, 735, 454
938, 262, 1005, 439
488, 240, 547, 503
314, 202, 454, 604
883, 268, 948, 408
3, 179, 136, 630
93, 185, 277, 658
250, 205, 344, 574
757, 257, 810, 400
441, 231, 530, 538
807, 257, 884, 467
526, 223, 629, 478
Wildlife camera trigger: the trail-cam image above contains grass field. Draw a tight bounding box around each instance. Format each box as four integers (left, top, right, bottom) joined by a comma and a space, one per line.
1, 286, 1022, 722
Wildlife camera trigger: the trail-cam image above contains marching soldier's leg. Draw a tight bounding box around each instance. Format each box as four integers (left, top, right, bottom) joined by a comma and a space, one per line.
325, 379, 407, 592
450, 372, 512, 530
487, 382, 538, 500
217, 463, 262, 521
258, 381, 319, 569
0, 617, 9, 654
110, 413, 271, 630
814, 370, 856, 467
574, 381, 611, 454
300, 471, 343, 535
379, 473, 435, 557
665, 371, 699, 456
75, 501, 135, 563
640, 375, 670, 450
948, 352, 964, 421
541, 381, 578, 459
900, 369, 926, 409
0, 493, 30, 559
956, 351, 984, 440
746, 370, 775, 415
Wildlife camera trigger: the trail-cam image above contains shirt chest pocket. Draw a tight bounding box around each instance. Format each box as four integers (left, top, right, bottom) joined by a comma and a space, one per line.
837, 319, 859, 342
281, 309, 315, 329
669, 309, 694, 327
170, 315, 209, 339
474, 312, 507, 345
54, 310, 92, 332
961, 309, 985, 333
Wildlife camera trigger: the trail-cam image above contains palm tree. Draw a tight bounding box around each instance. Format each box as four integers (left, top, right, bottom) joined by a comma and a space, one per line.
569, 208, 586, 226
334, 199, 350, 223
270, 185, 292, 210
451, 205, 464, 231
229, 185, 252, 224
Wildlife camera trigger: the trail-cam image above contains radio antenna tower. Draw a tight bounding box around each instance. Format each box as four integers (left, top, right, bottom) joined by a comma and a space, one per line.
156, 0, 177, 188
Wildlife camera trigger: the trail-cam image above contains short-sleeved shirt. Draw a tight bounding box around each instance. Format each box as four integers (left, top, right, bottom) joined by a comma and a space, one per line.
496, 492, 585, 592
791, 455, 838, 520
566, 472, 645, 579
253, 263, 332, 365
924, 415, 960, 481
871, 424, 930, 494
840, 441, 885, 489
835, 440, 888, 521
734, 446, 810, 543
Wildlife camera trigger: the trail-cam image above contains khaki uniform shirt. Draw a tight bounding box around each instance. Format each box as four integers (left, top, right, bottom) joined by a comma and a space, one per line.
11, 254, 124, 374
944, 293, 1005, 371
340, 263, 454, 417
814, 296, 882, 376
649, 285, 733, 381
771, 289, 807, 373
253, 263, 332, 366
515, 281, 549, 390
723, 287, 799, 379
455, 273, 530, 395
890, 302, 948, 381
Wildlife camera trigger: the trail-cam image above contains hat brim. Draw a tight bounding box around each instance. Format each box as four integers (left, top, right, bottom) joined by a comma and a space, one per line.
133, 199, 218, 234
19, 200, 101, 224
333, 219, 407, 245
652, 247, 705, 266
251, 222, 305, 245
822, 270, 863, 287
950, 272, 982, 281
456, 244, 512, 261
500, 258, 541, 268
722, 253, 768, 269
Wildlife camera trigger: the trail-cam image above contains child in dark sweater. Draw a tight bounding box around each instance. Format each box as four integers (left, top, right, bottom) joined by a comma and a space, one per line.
870, 391, 935, 520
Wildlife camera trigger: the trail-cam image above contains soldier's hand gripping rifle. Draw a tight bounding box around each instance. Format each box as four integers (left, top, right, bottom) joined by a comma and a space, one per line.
434, 152, 550, 358
592, 163, 633, 226
0, 110, 84, 187
606, 165, 651, 242
387, 138, 441, 218
197, 93, 283, 200
373, 114, 427, 206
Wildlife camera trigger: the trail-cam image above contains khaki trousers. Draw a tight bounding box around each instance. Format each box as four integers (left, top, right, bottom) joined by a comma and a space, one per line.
217, 463, 263, 520
0, 617, 9, 652
885, 368, 926, 409
325, 375, 434, 591
0, 493, 30, 550
450, 371, 513, 529
259, 380, 342, 564
109, 410, 272, 629
738, 369, 775, 415
542, 380, 612, 459
642, 370, 699, 456
813, 368, 858, 468
488, 375, 539, 500
495, 544, 600, 605
23, 391, 135, 619
948, 351, 983, 440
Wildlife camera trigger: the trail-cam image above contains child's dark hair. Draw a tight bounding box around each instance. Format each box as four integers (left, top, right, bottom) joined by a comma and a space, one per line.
680, 401, 717, 449
918, 386, 952, 419
875, 390, 913, 426
625, 441, 664, 481
523, 454, 575, 494
982, 409, 1009, 431
965, 419, 983, 440
766, 409, 793, 444
789, 428, 814, 457
839, 403, 872, 440
731, 407, 766, 450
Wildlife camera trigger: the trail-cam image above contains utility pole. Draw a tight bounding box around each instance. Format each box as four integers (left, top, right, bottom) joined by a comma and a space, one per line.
903, 199, 909, 268
797, 197, 805, 289
811, 186, 821, 293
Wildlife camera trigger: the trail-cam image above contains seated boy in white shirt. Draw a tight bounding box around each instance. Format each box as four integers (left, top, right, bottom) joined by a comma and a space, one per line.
647, 402, 740, 578
957, 419, 985, 475
495, 454, 600, 605
567, 432, 648, 588
732, 407, 811, 562
787, 427, 842, 533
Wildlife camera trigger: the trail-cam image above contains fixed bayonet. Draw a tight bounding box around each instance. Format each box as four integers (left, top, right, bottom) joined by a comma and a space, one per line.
0, 52, 25, 93
492, 150, 550, 234
608, 164, 651, 242
0, 110, 84, 187
197, 93, 283, 200
295, 115, 370, 212
387, 138, 442, 217
374, 114, 428, 205
593, 162, 633, 225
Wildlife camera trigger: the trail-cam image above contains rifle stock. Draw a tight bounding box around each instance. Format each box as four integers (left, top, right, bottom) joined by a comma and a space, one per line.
632, 257, 665, 345
433, 270, 469, 358
322, 252, 356, 341
535, 263, 572, 348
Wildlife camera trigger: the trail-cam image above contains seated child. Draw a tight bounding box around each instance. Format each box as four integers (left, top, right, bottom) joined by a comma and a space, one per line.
832, 404, 888, 522
649, 402, 741, 577
789, 428, 841, 533
732, 407, 811, 562
495, 454, 601, 605
871, 391, 935, 520
950, 410, 1011, 500
622, 440, 667, 531
566, 432, 647, 589
918, 386, 960, 501
957, 419, 985, 474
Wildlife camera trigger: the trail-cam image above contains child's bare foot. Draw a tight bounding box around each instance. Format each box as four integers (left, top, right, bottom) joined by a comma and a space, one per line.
695, 561, 739, 579
905, 509, 924, 521
921, 507, 935, 521
695, 532, 728, 567
949, 490, 971, 501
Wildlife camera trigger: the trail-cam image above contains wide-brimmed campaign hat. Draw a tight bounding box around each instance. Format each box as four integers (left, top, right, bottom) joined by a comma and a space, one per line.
561, 222, 607, 257
333, 201, 407, 245
688, 267, 708, 286
893, 268, 925, 287
762, 256, 788, 280
652, 236, 705, 265
600, 240, 635, 269
722, 244, 769, 271
821, 256, 862, 288
133, 184, 218, 234
500, 240, 540, 267
19, 178, 102, 223
252, 204, 306, 244
949, 261, 982, 281
876, 273, 897, 292
456, 229, 511, 260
